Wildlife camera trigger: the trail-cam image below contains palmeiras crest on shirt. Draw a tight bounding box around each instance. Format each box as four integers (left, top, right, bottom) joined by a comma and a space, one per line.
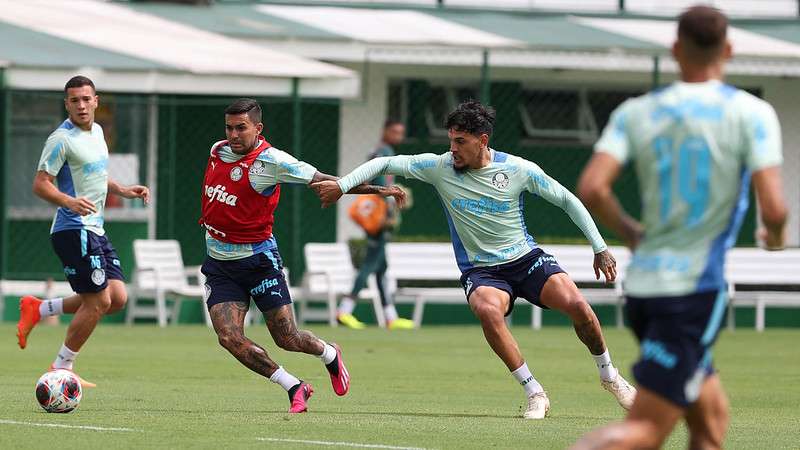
492, 172, 510, 190
249, 160, 266, 176
230, 166, 243, 182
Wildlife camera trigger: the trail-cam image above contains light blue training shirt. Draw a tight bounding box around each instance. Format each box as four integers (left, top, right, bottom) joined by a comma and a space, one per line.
37, 119, 109, 236
337, 149, 607, 272
595, 80, 783, 297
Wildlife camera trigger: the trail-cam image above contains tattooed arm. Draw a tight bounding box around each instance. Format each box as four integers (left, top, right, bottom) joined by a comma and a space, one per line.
309, 171, 406, 208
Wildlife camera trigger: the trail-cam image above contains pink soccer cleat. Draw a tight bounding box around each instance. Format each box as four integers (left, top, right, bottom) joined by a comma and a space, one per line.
326, 343, 350, 396
288, 382, 314, 414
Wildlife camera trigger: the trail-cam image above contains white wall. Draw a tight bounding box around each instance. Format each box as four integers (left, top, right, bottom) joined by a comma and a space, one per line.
337, 63, 390, 242
762, 78, 800, 246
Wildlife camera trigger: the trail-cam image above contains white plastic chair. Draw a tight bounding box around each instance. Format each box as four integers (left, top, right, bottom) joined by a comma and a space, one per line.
300, 243, 383, 327
126, 240, 206, 327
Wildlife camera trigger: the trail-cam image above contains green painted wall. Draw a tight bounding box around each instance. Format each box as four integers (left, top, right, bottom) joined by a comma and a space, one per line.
5, 221, 147, 280
393, 80, 757, 246
0, 83, 8, 278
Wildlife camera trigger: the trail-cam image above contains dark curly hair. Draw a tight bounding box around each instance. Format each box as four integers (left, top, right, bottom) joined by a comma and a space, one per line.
444, 100, 496, 137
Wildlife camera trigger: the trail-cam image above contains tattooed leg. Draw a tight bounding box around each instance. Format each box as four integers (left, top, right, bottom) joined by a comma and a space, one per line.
265, 305, 325, 355
539, 273, 607, 355
210, 301, 279, 377
572, 311, 607, 356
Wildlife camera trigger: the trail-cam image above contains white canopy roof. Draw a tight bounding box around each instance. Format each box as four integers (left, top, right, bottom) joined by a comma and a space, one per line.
576, 17, 800, 59
257, 4, 521, 47
0, 0, 359, 97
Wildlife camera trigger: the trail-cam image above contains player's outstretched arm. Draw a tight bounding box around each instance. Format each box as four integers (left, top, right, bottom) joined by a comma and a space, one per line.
309, 172, 406, 209
33, 170, 97, 216
309, 156, 414, 207
311, 153, 439, 207
578, 153, 643, 250
108, 178, 150, 205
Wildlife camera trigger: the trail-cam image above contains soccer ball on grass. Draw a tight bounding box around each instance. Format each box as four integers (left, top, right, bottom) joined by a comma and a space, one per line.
35, 369, 82, 413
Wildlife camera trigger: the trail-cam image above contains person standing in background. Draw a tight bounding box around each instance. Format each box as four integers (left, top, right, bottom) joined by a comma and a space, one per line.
337, 119, 415, 330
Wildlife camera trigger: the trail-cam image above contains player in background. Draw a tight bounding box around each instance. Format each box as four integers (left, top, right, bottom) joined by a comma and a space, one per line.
336, 119, 415, 330
313, 101, 636, 419
17, 76, 150, 387
201, 98, 405, 413
572, 6, 787, 449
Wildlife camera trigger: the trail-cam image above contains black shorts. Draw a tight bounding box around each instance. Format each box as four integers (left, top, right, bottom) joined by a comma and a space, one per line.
201, 248, 292, 313
460, 248, 566, 316
51, 229, 124, 294
625, 290, 727, 407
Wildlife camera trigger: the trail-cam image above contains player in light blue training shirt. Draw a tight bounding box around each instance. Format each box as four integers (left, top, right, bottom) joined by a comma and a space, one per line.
574, 6, 788, 449
17, 76, 150, 388
314, 101, 636, 419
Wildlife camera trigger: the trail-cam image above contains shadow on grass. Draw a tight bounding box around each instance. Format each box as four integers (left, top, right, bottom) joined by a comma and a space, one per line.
308, 410, 516, 419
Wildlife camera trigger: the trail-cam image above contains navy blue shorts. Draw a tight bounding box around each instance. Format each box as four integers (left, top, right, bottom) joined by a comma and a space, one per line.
625, 290, 727, 407
460, 248, 566, 315
51, 229, 124, 294
201, 249, 292, 313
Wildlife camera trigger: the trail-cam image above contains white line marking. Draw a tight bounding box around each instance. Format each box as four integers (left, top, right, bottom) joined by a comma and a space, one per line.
0, 419, 138, 432
257, 437, 427, 449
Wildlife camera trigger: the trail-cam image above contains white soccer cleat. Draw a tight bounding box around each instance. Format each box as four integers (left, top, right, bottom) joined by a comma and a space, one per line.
601, 372, 637, 411
523, 391, 550, 419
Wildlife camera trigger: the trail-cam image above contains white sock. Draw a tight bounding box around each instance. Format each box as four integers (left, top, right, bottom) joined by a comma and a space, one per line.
383, 304, 399, 322
39, 298, 64, 317
318, 341, 337, 365
511, 362, 543, 396
592, 350, 618, 382
338, 296, 356, 315
269, 366, 301, 391
53, 343, 78, 370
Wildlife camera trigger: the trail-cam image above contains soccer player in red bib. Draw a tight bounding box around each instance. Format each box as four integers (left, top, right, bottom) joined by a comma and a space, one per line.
200, 98, 404, 413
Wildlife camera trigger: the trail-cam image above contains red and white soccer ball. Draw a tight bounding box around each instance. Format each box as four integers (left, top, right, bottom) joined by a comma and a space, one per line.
35, 369, 82, 413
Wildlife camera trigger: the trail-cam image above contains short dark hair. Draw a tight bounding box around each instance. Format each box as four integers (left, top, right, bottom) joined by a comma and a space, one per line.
64, 76, 95, 95
225, 98, 262, 124
383, 118, 404, 129
444, 100, 496, 137
678, 6, 728, 60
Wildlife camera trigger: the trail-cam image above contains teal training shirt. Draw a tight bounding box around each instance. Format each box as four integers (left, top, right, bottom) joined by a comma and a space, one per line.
595, 80, 783, 297
338, 149, 607, 272
37, 119, 109, 236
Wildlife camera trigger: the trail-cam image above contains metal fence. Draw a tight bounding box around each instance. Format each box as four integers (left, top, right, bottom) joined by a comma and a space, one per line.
375, 78, 759, 247
339, 47, 770, 251
0, 92, 338, 283
0, 49, 785, 284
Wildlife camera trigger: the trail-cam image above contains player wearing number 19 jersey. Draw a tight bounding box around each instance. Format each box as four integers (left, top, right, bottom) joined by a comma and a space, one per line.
574, 6, 788, 450
594, 80, 781, 300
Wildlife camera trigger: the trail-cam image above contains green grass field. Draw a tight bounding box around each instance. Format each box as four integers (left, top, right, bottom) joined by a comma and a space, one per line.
1, 324, 798, 449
